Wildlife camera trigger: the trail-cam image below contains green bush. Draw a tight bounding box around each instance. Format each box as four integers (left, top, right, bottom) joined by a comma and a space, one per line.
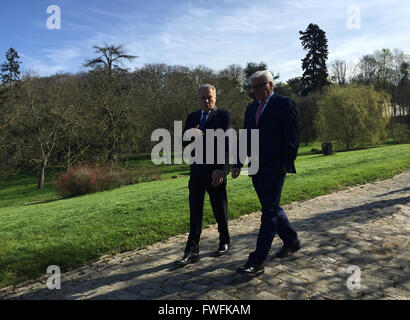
390, 122, 410, 143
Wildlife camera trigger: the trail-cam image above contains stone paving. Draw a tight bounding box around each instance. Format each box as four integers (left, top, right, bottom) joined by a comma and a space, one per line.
1, 172, 409, 300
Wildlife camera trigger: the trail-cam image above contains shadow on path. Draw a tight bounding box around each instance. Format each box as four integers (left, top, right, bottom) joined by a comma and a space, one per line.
3, 195, 409, 300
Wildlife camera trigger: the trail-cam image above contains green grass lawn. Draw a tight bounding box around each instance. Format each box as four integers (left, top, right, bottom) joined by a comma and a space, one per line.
0, 143, 321, 209
0, 143, 409, 288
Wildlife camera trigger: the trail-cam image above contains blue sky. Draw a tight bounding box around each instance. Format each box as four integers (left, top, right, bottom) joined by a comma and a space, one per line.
1, 0, 409, 81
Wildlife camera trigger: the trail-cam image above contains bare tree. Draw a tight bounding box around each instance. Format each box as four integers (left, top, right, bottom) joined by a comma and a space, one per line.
330, 60, 347, 85
355, 54, 377, 85
3, 74, 63, 188
345, 61, 359, 83
218, 64, 245, 88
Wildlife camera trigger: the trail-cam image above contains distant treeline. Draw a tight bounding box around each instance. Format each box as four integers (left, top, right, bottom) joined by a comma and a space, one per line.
0, 46, 409, 189
0, 64, 253, 183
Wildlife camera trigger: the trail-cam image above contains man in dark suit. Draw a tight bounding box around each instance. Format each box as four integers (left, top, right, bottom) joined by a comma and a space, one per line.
175, 84, 232, 267
232, 71, 300, 276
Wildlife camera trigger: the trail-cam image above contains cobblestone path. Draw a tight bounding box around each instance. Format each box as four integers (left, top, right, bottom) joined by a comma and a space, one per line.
1, 172, 409, 300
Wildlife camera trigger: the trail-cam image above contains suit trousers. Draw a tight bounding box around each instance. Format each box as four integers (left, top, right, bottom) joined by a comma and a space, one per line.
248, 167, 298, 265
185, 169, 230, 253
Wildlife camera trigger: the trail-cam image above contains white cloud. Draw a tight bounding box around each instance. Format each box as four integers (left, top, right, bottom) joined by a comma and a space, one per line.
44, 47, 83, 65
16, 0, 410, 81
20, 54, 66, 75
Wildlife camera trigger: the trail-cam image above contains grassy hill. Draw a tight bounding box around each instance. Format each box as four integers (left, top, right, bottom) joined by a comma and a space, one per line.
0, 143, 409, 288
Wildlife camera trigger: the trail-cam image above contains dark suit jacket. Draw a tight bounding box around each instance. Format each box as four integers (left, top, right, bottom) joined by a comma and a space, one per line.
183, 107, 232, 175
235, 93, 299, 174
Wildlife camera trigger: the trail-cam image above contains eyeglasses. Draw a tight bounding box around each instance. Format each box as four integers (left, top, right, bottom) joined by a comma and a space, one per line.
251, 81, 268, 90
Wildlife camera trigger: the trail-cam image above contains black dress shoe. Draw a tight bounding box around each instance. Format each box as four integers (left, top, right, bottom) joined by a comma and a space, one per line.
175, 251, 199, 266
216, 243, 230, 256
236, 262, 264, 276
275, 239, 301, 258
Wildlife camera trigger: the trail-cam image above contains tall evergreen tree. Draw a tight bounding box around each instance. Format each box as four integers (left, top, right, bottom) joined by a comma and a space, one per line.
299, 23, 329, 95
1, 47, 22, 85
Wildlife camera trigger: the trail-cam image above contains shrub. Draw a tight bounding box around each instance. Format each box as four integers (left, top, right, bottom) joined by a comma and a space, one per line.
54, 164, 161, 198
54, 165, 110, 197
390, 122, 410, 144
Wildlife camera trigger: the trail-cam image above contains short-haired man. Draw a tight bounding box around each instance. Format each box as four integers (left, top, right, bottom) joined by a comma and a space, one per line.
232, 71, 300, 276
175, 84, 232, 266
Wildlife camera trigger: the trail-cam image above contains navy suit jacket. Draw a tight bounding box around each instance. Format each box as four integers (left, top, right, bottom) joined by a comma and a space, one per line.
235, 93, 299, 174
183, 107, 232, 175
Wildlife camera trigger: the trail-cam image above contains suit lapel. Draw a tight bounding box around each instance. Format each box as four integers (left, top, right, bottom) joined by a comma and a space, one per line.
256, 94, 277, 128
248, 102, 258, 128
205, 107, 218, 127
194, 110, 202, 127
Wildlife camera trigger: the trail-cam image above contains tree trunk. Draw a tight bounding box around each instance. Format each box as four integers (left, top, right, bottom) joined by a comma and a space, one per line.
390, 118, 395, 142
37, 161, 47, 189
67, 141, 72, 174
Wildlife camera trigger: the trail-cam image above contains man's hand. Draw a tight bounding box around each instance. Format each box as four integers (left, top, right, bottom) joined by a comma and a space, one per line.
231, 167, 241, 179
195, 124, 203, 135
211, 169, 225, 187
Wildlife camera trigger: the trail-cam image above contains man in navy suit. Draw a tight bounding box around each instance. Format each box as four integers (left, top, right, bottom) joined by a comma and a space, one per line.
175, 84, 232, 267
232, 71, 300, 276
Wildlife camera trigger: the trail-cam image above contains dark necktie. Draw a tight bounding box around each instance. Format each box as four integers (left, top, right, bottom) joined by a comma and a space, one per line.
255, 100, 266, 127
200, 112, 207, 131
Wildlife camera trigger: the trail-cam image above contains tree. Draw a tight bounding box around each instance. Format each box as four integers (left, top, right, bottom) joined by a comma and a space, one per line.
396, 62, 410, 115
243, 62, 279, 100
287, 77, 303, 96
215, 69, 252, 130
294, 92, 320, 145
83, 44, 139, 162
55, 73, 96, 171
354, 54, 377, 85
316, 85, 390, 150
394, 61, 410, 133
299, 24, 329, 95
274, 82, 292, 97
244, 61, 268, 79
330, 60, 347, 85
84, 44, 137, 77
353, 49, 408, 89
1, 47, 21, 85
1, 74, 64, 188
218, 64, 245, 89
352, 48, 409, 136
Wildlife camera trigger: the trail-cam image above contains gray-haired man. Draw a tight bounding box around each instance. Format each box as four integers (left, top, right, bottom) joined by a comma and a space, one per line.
175, 84, 232, 266
232, 71, 300, 276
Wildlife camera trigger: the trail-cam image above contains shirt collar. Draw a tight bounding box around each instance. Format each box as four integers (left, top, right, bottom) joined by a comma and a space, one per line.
201, 107, 216, 115
259, 91, 274, 105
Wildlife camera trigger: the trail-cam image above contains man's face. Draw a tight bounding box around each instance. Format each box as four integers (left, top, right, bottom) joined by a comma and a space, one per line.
251, 76, 273, 102
198, 87, 216, 112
